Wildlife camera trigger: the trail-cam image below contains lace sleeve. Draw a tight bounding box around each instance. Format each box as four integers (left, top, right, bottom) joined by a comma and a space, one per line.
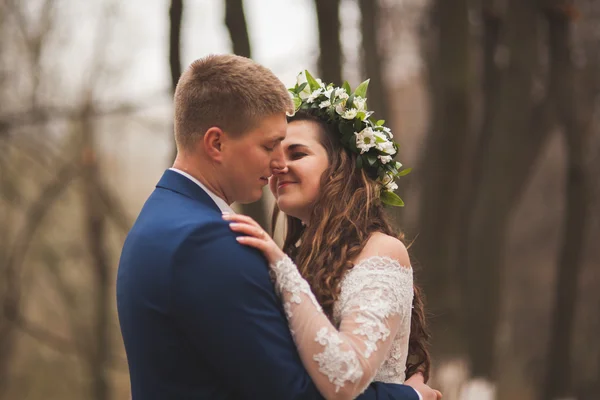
270, 255, 414, 400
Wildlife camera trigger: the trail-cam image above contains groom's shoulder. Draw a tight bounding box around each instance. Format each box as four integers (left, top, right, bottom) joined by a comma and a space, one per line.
130, 189, 229, 247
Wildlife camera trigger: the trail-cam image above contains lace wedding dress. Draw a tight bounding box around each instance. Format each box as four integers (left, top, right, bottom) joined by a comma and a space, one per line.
271, 255, 414, 399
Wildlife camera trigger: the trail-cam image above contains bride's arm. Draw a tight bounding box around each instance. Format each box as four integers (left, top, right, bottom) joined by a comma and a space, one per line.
227, 214, 414, 400
270, 250, 412, 400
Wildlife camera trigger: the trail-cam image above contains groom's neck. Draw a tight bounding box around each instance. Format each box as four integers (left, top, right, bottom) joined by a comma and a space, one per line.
172, 155, 231, 205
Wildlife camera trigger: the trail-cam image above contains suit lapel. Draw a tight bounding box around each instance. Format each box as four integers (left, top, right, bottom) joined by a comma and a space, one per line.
156, 169, 222, 213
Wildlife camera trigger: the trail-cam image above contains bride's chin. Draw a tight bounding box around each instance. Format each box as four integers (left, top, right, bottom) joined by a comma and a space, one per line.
277, 201, 302, 221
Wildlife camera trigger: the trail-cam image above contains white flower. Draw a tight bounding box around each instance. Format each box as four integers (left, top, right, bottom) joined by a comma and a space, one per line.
342, 108, 358, 120
373, 130, 388, 142
298, 87, 311, 100
378, 155, 393, 164
323, 87, 334, 98
319, 100, 331, 109
380, 174, 398, 192
355, 127, 377, 154
307, 88, 323, 103
335, 103, 346, 115
353, 96, 367, 111
296, 71, 307, 86
316, 78, 325, 88
376, 140, 396, 155
334, 87, 349, 100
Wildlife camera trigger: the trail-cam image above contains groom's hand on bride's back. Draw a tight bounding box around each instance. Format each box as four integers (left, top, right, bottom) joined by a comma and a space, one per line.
405, 372, 442, 400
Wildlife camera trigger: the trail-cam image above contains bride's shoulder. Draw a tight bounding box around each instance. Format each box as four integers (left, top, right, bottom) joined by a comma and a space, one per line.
355, 232, 411, 269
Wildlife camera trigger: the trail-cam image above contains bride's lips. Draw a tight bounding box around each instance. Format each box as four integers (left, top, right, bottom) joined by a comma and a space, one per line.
277, 180, 296, 189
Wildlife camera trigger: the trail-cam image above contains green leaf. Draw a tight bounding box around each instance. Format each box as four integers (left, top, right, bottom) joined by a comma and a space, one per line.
354, 79, 370, 98
356, 155, 363, 169
376, 119, 385, 126
381, 191, 405, 207
398, 168, 412, 177
340, 133, 351, 146
292, 96, 302, 110
296, 82, 308, 94
304, 70, 321, 91
348, 136, 359, 153
326, 106, 336, 119
366, 154, 377, 166
346, 94, 355, 109
339, 122, 355, 136
343, 81, 352, 95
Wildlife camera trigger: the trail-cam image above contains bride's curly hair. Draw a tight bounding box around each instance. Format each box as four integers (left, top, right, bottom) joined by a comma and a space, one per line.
271, 110, 431, 381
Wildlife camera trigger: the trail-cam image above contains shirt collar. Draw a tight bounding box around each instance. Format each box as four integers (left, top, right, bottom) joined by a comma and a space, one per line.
168, 168, 235, 214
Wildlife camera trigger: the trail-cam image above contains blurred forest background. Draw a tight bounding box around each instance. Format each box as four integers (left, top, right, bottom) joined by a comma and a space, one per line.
1, 0, 599, 399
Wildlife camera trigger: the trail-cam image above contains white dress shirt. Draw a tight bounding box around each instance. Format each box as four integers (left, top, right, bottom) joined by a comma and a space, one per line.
169, 168, 235, 214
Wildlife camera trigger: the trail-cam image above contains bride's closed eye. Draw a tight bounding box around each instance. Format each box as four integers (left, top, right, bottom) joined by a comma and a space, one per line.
290, 152, 307, 160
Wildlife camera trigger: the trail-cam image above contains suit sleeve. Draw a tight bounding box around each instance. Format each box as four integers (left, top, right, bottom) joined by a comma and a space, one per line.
169, 221, 419, 400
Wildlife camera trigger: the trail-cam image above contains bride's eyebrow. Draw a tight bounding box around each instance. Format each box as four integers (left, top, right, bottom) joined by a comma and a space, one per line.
286, 143, 309, 151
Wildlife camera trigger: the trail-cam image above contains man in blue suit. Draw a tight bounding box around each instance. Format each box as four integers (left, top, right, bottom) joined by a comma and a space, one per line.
117, 54, 439, 400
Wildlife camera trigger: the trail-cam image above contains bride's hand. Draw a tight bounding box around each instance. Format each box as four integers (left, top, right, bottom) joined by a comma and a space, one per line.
223, 213, 286, 265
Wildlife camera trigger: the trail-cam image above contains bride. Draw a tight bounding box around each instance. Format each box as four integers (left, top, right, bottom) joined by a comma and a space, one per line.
224, 71, 437, 400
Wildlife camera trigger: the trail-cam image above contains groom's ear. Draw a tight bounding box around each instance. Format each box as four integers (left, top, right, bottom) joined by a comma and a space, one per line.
203, 127, 225, 162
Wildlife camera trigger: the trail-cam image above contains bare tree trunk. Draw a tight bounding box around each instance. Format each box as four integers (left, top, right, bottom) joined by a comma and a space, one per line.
80, 104, 111, 400
225, 0, 251, 58
170, 0, 183, 162
223, 0, 269, 230
541, 4, 595, 399
169, 0, 183, 91
358, 0, 389, 122
465, 0, 550, 378
314, 0, 342, 85
413, 0, 471, 359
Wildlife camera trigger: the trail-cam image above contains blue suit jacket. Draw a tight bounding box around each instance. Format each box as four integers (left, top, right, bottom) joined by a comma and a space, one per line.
117, 169, 419, 400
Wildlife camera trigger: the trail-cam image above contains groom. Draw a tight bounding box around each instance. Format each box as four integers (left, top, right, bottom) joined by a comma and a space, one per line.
117, 54, 439, 400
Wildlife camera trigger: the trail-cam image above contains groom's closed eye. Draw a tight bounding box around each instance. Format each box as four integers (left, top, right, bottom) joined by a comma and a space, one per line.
264, 137, 285, 152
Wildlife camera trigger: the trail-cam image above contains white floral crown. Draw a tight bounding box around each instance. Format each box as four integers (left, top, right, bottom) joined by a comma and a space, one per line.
287, 70, 410, 207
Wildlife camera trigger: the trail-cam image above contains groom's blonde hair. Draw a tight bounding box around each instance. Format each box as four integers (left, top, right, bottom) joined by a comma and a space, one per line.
174, 54, 293, 152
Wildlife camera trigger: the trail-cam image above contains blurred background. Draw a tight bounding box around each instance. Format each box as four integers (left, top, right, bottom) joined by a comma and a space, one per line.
1, 0, 599, 399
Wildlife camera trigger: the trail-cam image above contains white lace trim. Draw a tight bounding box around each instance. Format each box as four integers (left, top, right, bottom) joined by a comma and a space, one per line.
271, 255, 322, 318
313, 327, 363, 392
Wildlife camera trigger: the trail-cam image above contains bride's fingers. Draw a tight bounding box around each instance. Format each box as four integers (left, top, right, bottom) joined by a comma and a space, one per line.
235, 235, 267, 251
222, 213, 260, 229
229, 222, 268, 240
